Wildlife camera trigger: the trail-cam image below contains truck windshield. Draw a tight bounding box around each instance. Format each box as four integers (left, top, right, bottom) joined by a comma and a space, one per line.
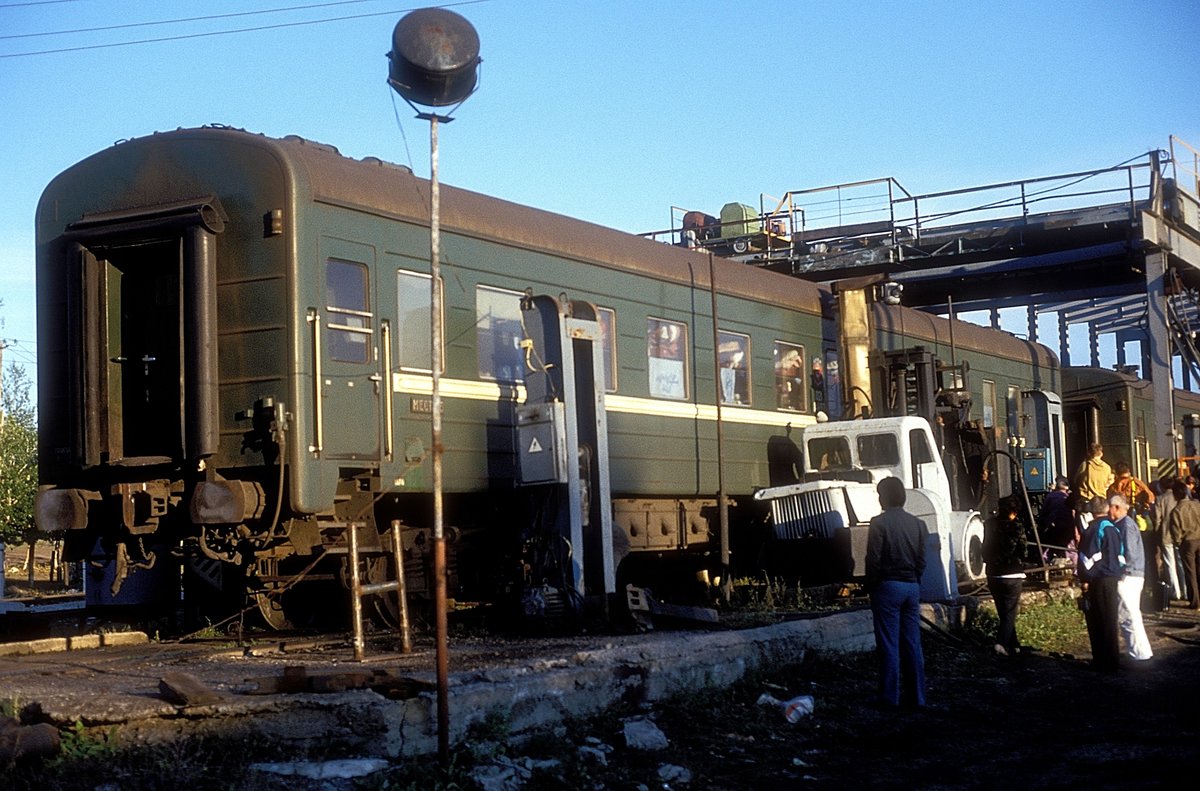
809, 437, 852, 471
857, 433, 900, 468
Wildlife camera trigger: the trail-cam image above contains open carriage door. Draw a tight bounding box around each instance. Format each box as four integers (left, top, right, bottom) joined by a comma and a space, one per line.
64, 200, 223, 467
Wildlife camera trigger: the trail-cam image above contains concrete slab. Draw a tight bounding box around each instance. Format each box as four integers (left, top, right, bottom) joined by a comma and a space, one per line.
0, 637, 68, 656
0, 609, 876, 758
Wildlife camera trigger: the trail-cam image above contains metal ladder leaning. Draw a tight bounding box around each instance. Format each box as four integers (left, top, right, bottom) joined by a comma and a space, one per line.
344, 520, 413, 661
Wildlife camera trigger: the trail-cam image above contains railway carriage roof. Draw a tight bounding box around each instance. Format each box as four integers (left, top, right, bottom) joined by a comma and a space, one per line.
237, 127, 825, 313
50, 126, 1056, 370
873, 301, 1059, 368
266, 127, 1055, 367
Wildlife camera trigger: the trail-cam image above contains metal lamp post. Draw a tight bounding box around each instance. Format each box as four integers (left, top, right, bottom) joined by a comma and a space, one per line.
387, 7, 480, 765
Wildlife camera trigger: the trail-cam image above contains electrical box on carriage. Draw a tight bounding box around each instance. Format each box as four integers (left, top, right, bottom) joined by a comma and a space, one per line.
516, 402, 569, 485
1020, 448, 1051, 493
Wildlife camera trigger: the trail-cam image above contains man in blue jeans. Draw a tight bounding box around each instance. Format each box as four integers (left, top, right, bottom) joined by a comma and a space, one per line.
865, 476, 929, 708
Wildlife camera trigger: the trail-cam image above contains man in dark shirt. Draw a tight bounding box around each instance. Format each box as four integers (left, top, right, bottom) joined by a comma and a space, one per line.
1077, 496, 1122, 672
1037, 476, 1076, 560
865, 476, 929, 708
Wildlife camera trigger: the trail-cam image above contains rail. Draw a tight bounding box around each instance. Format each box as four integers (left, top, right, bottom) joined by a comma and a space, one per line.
895, 158, 1159, 248
1171, 134, 1200, 199
644, 148, 1168, 265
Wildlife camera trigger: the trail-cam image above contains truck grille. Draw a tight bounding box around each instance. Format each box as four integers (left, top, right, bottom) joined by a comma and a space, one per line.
767, 488, 847, 541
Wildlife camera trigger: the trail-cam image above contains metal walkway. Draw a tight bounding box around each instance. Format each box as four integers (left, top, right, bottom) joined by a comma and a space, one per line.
645, 136, 1200, 464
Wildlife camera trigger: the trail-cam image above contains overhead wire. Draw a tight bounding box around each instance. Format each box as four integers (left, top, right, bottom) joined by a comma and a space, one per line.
0, 0, 488, 59
0, 0, 82, 7
1, 0, 408, 39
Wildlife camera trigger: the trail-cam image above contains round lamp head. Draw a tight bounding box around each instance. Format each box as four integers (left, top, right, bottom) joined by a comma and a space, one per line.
388, 8, 480, 107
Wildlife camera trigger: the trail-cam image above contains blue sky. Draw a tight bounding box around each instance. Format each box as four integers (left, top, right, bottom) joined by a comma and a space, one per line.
2, 0, 1199, 385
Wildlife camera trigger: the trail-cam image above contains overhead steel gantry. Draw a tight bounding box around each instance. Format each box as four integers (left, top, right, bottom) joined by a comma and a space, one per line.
645, 136, 1200, 464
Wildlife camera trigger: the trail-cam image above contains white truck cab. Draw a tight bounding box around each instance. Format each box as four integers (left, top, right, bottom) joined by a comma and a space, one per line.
755, 415, 985, 597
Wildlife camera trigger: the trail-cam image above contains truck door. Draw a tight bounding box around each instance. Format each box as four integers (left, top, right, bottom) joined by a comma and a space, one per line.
909, 427, 942, 495
317, 243, 380, 461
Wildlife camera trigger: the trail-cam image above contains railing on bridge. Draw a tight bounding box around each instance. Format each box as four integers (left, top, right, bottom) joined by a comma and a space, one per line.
644, 148, 1171, 266
1171, 135, 1200, 200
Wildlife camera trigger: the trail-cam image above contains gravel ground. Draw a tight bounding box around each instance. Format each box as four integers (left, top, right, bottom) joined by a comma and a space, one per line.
5, 545, 1199, 789
556, 603, 1200, 790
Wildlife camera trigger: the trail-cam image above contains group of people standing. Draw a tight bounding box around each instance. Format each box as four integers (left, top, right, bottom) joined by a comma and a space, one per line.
1049, 441, 1200, 671
862, 442, 1200, 707
868, 439, 1200, 705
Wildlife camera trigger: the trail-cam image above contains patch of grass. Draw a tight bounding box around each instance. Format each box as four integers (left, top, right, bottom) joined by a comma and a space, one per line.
1013, 592, 1089, 655
967, 590, 1089, 655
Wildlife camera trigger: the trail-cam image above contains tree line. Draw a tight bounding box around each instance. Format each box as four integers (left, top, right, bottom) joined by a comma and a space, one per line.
1, 303, 39, 589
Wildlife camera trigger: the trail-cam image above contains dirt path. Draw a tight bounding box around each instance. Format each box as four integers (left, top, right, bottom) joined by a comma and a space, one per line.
625, 605, 1200, 790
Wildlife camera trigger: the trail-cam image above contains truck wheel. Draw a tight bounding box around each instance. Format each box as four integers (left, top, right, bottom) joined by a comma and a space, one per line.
958, 518, 986, 583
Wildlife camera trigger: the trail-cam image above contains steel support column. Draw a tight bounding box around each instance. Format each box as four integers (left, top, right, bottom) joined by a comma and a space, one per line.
1145, 249, 1176, 465
1058, 312, 1070, 367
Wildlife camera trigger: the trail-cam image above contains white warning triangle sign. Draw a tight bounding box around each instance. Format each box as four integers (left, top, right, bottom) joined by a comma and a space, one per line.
528, 437, 543, 453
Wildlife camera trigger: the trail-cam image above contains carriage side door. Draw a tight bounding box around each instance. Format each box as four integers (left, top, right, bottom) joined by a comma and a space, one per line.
319, 240, 380, 461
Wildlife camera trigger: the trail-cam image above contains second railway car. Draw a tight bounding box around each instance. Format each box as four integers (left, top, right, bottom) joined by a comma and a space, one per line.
1061, 365, 1200, 484
34, 127, 1060, 628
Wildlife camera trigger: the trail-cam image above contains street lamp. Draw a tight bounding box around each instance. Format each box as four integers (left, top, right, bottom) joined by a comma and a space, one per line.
388, 7, 480, 766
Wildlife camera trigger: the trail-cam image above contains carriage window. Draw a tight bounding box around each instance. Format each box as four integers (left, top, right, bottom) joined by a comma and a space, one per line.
477, 285, 525, 383
774, 341, 806, 411
647, 317, 688, 400
718, 331, 751, 406
326, 259, 371, 363
982, 379, 996, 429
396, 269, 442, 372
1006, 385, 1022, 437
815, 351, 839, 418
598, 307, 617, 393
858, 432, 900, 467
809, 436, 851, 471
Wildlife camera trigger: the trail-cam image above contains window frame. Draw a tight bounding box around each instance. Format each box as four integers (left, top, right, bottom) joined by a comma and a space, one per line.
774, 340, 807, 412
982, 379, 996, 429
395, 268, 444, 373
597, 306, 618, 393
717, 330, 752, 406
325, 257, 372, 364
647, 316, 689, 400
1006, 384, 1022, 437
475, 284, 527, 384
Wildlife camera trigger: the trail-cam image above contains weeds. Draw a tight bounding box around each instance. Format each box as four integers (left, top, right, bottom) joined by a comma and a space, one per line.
966, 589, 1089, 655
727, 576, 851, 614
51, 720, 118, 765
